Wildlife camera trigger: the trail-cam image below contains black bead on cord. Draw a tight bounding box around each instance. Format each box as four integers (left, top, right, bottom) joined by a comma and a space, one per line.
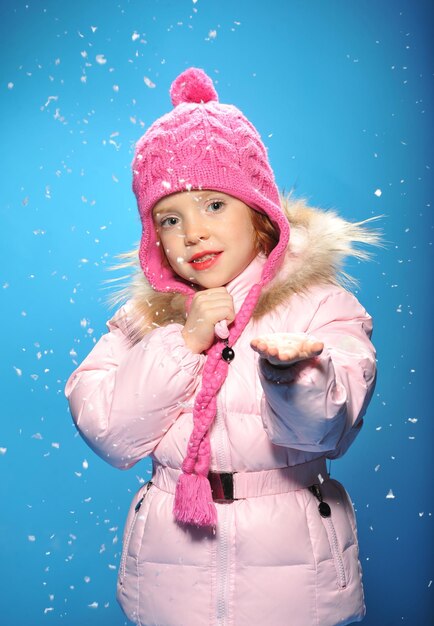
221, 340, 235, 362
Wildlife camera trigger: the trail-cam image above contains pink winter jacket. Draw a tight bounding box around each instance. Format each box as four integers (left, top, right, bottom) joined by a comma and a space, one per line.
65, 209, 377, 626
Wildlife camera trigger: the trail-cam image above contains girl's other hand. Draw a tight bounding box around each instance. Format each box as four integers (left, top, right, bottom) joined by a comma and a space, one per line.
182, 287, 235, 354
250, 333, 324, 367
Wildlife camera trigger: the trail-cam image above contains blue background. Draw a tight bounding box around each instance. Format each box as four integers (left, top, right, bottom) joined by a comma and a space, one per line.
1, 0, 433, 624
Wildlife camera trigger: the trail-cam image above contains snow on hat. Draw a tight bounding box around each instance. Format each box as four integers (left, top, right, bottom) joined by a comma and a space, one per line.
131, 68, 290, 526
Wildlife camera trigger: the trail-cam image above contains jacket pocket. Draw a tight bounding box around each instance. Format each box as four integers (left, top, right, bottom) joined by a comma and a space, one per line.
309, 483, 347, 589
119, 480, 153, 587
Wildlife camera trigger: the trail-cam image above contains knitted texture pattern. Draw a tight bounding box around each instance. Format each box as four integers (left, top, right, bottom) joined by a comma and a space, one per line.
131, 68, 290, 527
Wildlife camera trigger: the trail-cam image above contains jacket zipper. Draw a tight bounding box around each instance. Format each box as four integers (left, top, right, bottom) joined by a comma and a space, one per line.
216, 503, 230, 625
119, 480, 153, 584
309, 484, 347, 589
215, 388, 231, 625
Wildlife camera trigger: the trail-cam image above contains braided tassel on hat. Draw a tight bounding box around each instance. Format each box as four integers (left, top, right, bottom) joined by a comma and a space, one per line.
173, 284, 263, 526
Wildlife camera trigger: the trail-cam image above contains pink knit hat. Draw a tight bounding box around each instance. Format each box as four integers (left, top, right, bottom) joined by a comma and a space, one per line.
132, 68, 290, 527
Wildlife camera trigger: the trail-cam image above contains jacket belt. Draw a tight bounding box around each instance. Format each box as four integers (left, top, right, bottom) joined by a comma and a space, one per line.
151, 457, 328, 501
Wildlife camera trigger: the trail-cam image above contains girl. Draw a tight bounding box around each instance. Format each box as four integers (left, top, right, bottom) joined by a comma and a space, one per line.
65, 68, 378, 626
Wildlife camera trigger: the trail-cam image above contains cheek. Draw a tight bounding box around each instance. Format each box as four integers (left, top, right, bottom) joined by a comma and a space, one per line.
158, 232, 176, 255
225, 222, 255, 251
161, 242, 190, 274
241, 225, 257, 255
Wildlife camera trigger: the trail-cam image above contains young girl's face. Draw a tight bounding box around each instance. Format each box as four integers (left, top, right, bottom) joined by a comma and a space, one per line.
152, 190, 257, 289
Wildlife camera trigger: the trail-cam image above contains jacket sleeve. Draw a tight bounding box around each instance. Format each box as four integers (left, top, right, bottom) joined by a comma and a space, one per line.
258, 288, 377, 458
64, 302, 206, 469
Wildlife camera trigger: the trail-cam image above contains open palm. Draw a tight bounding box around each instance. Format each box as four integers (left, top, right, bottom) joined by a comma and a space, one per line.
250, 333, 324, 366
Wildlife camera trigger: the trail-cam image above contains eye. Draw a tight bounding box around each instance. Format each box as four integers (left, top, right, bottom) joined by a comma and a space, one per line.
160, 216, 179, 228
206, 200, 225, 213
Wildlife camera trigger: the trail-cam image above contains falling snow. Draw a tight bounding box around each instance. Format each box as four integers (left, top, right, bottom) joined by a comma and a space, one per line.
144, 76, 156, 88
2, 5, 432, 625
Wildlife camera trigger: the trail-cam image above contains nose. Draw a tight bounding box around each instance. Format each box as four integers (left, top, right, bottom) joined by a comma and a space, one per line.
183, 215, 210, 246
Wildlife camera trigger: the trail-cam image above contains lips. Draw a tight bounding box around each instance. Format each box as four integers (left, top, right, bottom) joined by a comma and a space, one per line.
189, 250, 221, 262
188, 251, 222, 270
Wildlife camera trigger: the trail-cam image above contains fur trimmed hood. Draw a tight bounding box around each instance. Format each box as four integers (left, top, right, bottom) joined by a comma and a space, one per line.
103, 194, 381, 345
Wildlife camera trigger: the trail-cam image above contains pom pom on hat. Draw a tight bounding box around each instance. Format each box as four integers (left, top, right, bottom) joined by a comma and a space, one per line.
170, 67, 218, 106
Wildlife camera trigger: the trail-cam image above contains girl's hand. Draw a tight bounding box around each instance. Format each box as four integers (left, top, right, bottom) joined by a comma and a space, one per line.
182, 287, 235, 354
250, 333, 324, 367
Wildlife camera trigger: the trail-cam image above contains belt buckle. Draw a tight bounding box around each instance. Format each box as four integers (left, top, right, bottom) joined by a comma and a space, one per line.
208, 471, 235, 501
